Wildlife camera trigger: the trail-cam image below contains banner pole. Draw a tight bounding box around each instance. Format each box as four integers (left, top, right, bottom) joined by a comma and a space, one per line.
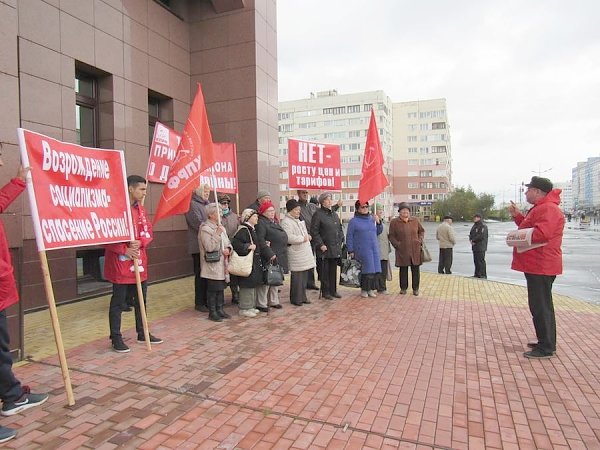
132, 259, 151, 351
38, 250, 75, 405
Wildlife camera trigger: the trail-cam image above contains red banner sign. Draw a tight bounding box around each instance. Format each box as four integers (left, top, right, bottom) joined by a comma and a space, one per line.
287, 139, 341, 190
199, 142, 238, 194
18, 129, 134, 251
146, 121, 182, 184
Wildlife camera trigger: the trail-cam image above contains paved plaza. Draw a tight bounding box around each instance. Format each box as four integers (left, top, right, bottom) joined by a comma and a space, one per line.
5, 272, 600, 449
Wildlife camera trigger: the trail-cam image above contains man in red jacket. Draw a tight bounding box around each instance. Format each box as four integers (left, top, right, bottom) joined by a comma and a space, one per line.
104, 175, 162, 353
509, 176, 564, 359
0, 151, 48, 443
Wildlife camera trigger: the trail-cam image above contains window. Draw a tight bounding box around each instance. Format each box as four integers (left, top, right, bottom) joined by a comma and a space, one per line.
323, 106, 346, 115
419, 170, 433, 177
408, 159, 419, 166
408, 171, 419, 176
408, 112, 417, 119
431, 145, 446, 153
363, 103, 373, 112
420, 123, 429, 131
348, 130, 361, 138
408, 147, 418, 153
347, 105, 361, 113
408, 182, 418, 188
408, 124, 417, 131
279, 124, 293, 132
278, 112, 293, 120
75, 72, 97, 147
299, 122, 317, 129
432, 122, 446, 130
407, 136, 417, 142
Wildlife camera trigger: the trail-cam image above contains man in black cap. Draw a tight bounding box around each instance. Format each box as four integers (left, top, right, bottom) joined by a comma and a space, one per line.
469, 213, 488, 278
436, 215, 456, 274
508, 176, 564, 359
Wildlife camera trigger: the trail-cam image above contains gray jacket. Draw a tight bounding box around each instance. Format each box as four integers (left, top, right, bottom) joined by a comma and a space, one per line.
185, 193, 208, 254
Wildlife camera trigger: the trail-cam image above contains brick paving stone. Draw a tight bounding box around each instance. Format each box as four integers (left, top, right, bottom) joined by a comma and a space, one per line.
6, 274, 599, 448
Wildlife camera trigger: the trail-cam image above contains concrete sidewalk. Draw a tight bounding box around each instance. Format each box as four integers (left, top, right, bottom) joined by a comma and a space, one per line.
6, 273, 600, 449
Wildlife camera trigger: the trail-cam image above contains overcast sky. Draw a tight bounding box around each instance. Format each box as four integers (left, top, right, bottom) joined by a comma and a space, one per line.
276, 0, 600, 203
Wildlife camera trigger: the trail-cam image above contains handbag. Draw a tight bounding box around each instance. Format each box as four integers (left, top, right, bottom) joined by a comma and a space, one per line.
264, 262, 284, 286
339, 258, 361, 288
204, 250, 221, 263
228, 228, 255, 277
420, 241, 432, 263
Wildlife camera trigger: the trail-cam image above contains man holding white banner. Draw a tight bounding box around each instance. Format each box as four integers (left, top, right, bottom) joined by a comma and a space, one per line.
0, 152, 48, 443
105, 176, 162, 353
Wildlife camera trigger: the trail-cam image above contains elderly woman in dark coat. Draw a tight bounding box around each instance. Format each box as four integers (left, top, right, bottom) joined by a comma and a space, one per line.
255, 201, 288, 311
310, 192, 344, 299
388, 202, 425, 296
346, 200, 382, 298
230, 209, 263, 318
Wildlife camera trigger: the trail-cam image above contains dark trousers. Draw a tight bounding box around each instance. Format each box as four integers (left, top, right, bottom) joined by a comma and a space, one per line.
525, 273, 557, 353
192, 253, 208, 308
0, 310, 22, 403
360, 273, 377, 291
473, 251, 487, 278
290, 270, 309, 305
399, 265, 420, 291
109, 282, 147, 340
438, 248, 453, 274
319, 258, 338, 296
377, 260, 388, 292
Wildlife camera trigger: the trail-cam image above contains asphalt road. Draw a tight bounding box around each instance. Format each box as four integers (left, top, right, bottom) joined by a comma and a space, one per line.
415, 220, 600, 305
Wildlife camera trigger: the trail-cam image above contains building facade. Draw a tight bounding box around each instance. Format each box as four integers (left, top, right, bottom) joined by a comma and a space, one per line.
572, 157, 600, 214
392, 99, 452, 219
1, 0, 278, 358
554, 180, 573, 213
278, 90, 394, 221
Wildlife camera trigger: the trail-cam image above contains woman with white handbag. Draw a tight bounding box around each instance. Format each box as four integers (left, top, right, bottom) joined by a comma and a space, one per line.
230, 209, 263, 317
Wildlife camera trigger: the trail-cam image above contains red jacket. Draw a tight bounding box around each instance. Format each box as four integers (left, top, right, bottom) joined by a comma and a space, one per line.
0, 179, 26, 312
104, 201, 153, 284
511, 189, 564, 275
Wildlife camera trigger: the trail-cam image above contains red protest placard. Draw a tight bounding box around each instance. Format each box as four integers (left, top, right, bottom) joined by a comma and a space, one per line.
200, 142, 238, 194
18, 129, 134, 251
288, 139, 341, 191
146, 121, 182, 184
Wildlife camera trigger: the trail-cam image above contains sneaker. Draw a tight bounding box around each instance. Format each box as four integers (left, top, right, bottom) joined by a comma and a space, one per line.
360, 290, 369, 298
400, 289, 407, 294
523, 349, 553, 359
112, 338, 130, 353
413, 290, 419, 296
137, 334, 163, 344
378, 290, 389, 295
269, 304, 283, 309
1, 386, 49, 416
368, 290, 377, 298
0, 426, 17, 443
240, 310, 257, 317
256, 306, 269, 313
251, 308, 260, 314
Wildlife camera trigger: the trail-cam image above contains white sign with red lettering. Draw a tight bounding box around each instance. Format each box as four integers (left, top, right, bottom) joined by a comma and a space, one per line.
18, 129, 134, 251
146, 122, 182, 184
287, 139, 341, 190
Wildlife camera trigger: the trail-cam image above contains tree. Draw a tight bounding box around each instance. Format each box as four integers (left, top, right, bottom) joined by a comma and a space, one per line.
432, 187, 496, 221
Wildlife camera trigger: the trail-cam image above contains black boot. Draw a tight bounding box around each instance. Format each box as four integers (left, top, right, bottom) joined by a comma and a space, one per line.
231, 285, 239, 304
207, 292, 222, 322
216, 291, 231, 319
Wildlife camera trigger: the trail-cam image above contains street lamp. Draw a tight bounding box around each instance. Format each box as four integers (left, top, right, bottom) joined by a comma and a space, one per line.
532, 166, 552, 176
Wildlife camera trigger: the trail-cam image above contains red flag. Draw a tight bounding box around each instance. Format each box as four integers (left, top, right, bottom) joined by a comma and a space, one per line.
358, 109, 389, 203
154, 84, 216, 223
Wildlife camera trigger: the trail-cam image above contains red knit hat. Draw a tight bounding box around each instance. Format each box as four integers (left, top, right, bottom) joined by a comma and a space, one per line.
258, 201, 275, 215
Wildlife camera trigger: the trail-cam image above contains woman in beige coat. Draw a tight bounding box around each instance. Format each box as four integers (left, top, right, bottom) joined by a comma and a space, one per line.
280, 199, 315, 306
199, 204, 233, 321
388, 202, 425, 295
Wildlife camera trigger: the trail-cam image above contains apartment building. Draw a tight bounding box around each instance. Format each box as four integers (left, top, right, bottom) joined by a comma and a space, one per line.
572, 157, 600, 213
278, 90, 394, 220
392, 99, 452, 219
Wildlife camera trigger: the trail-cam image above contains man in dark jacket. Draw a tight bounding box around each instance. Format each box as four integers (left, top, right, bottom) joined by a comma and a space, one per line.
0, 158, 48, 443
310, 192, 344, 299
469, 213, 488, 279
509, 176, 564, 359
185, 184, 211, 311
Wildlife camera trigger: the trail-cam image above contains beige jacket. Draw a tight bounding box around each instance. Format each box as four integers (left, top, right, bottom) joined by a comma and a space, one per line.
280, 214, 315, 272
436, 221, 456, 249
198, 220, 232, 281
